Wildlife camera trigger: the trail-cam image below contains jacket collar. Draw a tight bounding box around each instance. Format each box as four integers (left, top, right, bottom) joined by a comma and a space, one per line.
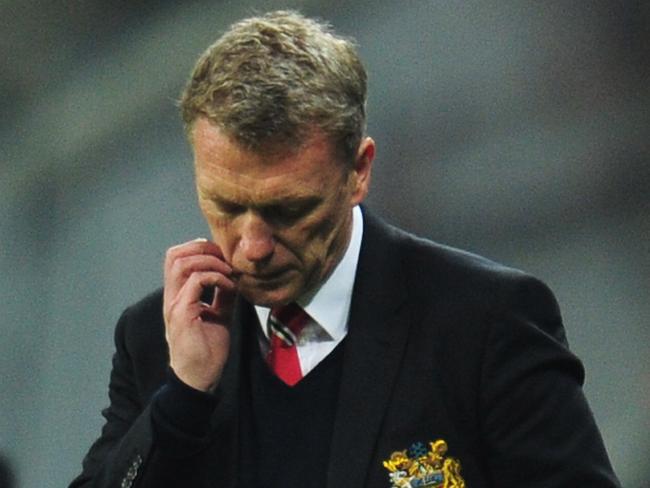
326, 208, 411, 488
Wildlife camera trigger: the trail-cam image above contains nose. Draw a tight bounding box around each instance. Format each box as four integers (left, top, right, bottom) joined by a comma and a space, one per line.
238, 212, 275, 263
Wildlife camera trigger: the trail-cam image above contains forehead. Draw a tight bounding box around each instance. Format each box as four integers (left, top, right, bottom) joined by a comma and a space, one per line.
192, 118, 345, 198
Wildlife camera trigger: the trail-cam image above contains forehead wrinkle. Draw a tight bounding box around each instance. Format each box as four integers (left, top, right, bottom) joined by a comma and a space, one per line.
197, 166, 324, 207
193, 119, 339, 176
197, 162, 311, 183
193, 119, 344, 207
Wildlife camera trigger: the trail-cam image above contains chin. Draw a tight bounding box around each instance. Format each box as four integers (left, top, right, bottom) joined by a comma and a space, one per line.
238, 281, 301, 307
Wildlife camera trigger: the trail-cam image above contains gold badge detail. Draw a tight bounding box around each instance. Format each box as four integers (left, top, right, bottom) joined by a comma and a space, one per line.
382, 439, 465, 487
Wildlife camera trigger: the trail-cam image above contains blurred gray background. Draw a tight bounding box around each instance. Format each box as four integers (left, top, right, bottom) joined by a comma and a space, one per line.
1, 1, 648, 487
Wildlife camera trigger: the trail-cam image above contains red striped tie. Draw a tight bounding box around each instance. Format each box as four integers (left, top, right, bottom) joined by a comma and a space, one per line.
266, 303, 310, 386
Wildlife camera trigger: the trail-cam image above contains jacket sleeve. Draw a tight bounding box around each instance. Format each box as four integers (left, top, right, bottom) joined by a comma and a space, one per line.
68, 303, 220, 488
68, 305, 156, 487
479, 275, 621, 487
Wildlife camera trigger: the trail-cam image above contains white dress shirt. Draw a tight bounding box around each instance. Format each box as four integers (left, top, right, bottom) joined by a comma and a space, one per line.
255, 205, 363, 377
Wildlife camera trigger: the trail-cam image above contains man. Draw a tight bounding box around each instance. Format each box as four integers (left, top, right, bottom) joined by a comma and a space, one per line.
71, 11, 620, 488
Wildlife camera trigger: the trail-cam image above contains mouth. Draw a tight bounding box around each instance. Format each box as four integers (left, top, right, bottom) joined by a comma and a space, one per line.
232, 267, 301, 305
234, 268, 290, 283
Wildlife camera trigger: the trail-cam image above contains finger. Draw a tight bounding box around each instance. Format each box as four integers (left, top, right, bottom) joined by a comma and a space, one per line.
199, 288, 237, 325
164, 242, 231, 301
164, 238, 224, 280
167, 254, 233, 286
165, 254, 232, 307
177, 271, 236, 309
165, 238, 226, 274
199, 292, 235, 324
213, 284, 236, 310
165, 270, 236, 329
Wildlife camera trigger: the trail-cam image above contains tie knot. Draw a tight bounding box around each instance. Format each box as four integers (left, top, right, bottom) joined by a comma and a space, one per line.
268, 303, 310, 346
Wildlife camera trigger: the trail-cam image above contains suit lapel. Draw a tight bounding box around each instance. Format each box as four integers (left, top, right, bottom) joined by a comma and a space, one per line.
327, 211, 411, 488
209, 295, 254, 487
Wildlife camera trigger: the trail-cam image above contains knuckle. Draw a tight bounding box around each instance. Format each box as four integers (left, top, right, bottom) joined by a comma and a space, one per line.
165, 246, 178, 261
164, 250, 178, 271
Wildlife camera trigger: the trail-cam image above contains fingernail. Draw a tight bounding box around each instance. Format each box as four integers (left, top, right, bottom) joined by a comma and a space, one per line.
194, 237, 208, 242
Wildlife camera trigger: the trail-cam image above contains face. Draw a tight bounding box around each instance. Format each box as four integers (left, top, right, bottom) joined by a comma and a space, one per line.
192, 117, 374, 306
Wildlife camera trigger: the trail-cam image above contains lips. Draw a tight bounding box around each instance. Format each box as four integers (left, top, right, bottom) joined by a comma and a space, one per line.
237, 269, 293, 292
234, 268, 289, 282
251, 269, 288, 280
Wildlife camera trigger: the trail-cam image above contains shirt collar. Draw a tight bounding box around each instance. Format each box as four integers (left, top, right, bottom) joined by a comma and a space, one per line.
255, 205, 363, 340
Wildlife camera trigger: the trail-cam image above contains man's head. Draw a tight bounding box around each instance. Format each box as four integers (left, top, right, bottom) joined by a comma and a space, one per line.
180, 10, 367, 164
182, 11, 375, 306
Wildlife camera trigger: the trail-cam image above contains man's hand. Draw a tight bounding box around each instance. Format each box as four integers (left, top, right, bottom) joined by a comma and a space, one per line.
163, 238, 237, 392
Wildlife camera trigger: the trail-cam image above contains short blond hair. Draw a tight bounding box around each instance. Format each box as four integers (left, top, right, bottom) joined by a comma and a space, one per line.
180, 10, 367, 163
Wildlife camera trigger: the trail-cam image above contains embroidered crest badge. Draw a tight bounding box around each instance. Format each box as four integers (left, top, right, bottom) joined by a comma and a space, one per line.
382, 439, 465, 488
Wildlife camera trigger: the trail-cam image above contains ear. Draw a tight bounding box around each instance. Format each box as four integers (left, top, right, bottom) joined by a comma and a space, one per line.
349, 137, 375, 205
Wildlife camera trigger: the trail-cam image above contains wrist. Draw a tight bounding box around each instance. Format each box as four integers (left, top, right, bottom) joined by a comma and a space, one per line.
169, 363, 219, 393
152, 367, 220, 437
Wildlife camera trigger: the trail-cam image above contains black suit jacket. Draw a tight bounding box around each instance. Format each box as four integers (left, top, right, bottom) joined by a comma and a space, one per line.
70, 210, 620, 487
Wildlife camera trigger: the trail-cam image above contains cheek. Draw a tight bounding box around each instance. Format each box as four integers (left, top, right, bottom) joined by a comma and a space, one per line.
310, 197, 349, 241
201, 209, 236, 257
201, 207, 226, 234
291, 209, 347, 260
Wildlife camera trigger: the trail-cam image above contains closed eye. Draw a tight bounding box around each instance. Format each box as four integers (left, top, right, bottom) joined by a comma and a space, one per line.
262, 199, 320, 223
217, 200, 246, 215
204, 197, 246, 216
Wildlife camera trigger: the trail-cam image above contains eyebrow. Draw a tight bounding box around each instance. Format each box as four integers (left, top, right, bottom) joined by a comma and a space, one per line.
202, 191, 322, 210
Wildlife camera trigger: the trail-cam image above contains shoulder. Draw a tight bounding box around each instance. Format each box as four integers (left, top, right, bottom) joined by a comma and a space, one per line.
113, 289, 168, 379
364, 209, 546, 293
362, 209, 563, 341
115, 288, 165, 342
